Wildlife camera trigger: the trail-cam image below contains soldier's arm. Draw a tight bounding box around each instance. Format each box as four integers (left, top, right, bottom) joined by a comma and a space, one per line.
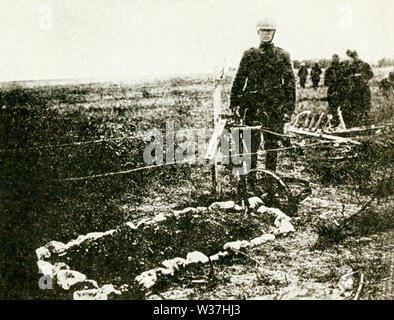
324, 68, 331, 86
230, 50, 250, 109
363, 62, 374, 81
281, 51, 296, 117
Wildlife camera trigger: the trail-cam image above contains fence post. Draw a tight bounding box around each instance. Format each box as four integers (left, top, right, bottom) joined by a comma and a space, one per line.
211, 67, 225, 197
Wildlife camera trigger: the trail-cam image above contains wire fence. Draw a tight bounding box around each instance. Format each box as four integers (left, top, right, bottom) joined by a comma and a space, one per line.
0, 127, 216, 153
57, 139, 339, 182
1, 116, 359, 182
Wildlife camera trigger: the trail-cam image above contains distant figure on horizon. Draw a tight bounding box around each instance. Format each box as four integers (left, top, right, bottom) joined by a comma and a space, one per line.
298, 63, 308, 88
311, 63, 322, 90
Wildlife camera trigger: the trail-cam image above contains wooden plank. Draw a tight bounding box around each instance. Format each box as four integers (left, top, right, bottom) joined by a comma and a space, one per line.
210, 70, 225, 196
288, 126, 361, 145
323, 124, 392, 137
205, 119, 227, 161
213, 82, 222, 125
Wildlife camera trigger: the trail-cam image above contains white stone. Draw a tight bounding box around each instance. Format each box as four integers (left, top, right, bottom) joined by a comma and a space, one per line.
250, 234, 276, 246
256, 205, 270, 214
152, 213, 167, 223
174, 207, 198, 216
248, 197, 264, 209
161, 257, 187, 271
249, 294, 276, 300
57, 270, 87, 290
223, 240, 251, 251
136, 218, 149, 227
209, 201, 235, 211
82, 279, 99, 289
63, 229, 116, 251
270, 208, 289, 220
156, 267, 174, 276
66, 235, 86, 248
135, 269, 157, 289
73, 279, 99, 290
275, 218, 295, 234
46, 241, 67, 254
36, 247, 51, 260
87, 230, 116, 240
37, 260, 54, 277
209, 251, 229, 261
73, 284, 121, 300
233, 204, 243, 211
53, 262, 70, 274
209, 254, 220, 261
125, 222, 137, 230
186, 251, 209, 264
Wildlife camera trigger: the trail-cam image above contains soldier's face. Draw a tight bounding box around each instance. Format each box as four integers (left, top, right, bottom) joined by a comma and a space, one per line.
258, 29, 275, 43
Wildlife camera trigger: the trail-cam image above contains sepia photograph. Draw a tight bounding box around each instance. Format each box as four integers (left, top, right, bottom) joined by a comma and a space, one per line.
0, 0, 393, 303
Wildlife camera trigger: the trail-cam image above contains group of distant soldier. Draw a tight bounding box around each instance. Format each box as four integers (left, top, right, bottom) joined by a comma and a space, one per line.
297, 50, 374, 128
324, 50, 374, 128
297, 63, 322, 90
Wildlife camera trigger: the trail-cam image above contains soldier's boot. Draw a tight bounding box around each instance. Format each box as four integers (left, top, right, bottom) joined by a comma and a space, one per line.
262, 149, 279, 206
247, 170, 258, 195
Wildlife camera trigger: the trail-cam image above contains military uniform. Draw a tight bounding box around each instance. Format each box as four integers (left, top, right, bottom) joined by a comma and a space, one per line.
298, 65, 308, 88
230, 41, 296, 187
311, 63, 322, 89
324, 59, 345, 126
379, 71, 394, 100
346, 58, 373, 127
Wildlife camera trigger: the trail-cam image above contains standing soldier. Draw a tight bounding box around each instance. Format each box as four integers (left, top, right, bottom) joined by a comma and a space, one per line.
345, 50, 374, 127
229, 18, 296, 203
324, 54, 343, 126
378, 70, 394, 100
298, 63, 308, 88
311, 62, 322, 90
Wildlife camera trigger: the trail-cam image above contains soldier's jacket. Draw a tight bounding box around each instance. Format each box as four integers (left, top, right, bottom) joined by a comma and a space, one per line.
230, 42, 296, 121
324, 62, 345, 95
347, 59, 373, 89
298, 66, 308, 79
379, 71, 394, 93
324, 62, 339, 87
311, 64, 322, 79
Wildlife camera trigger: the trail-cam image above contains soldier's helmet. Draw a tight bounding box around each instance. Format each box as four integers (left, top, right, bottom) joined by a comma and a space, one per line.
256, 18, 277, 31
389, 71, 394, 82
346, 50, 358, 59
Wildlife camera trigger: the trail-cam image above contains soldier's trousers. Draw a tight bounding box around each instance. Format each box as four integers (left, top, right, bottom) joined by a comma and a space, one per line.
312, 78, 320, 89
300, 77, 307, 88
247, 121, 282, 188
327, 92, 341, 127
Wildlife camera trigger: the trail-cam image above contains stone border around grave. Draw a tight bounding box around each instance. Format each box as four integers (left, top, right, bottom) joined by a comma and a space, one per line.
36, 196, 295, 300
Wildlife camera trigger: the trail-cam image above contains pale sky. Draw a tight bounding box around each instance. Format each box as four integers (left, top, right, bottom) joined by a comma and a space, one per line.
0, 0, 393, 81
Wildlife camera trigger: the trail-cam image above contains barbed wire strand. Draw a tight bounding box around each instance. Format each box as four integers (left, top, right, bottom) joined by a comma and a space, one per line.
0, 126, 294, 153
0, 128, 214, 153
57, 140, 338, 182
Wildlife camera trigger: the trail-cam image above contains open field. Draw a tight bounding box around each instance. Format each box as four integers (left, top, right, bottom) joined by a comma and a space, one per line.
1, 67, 393, 299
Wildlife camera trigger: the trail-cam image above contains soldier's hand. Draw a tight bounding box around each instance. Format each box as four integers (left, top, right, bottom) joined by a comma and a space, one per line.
230, 105, 241, 120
